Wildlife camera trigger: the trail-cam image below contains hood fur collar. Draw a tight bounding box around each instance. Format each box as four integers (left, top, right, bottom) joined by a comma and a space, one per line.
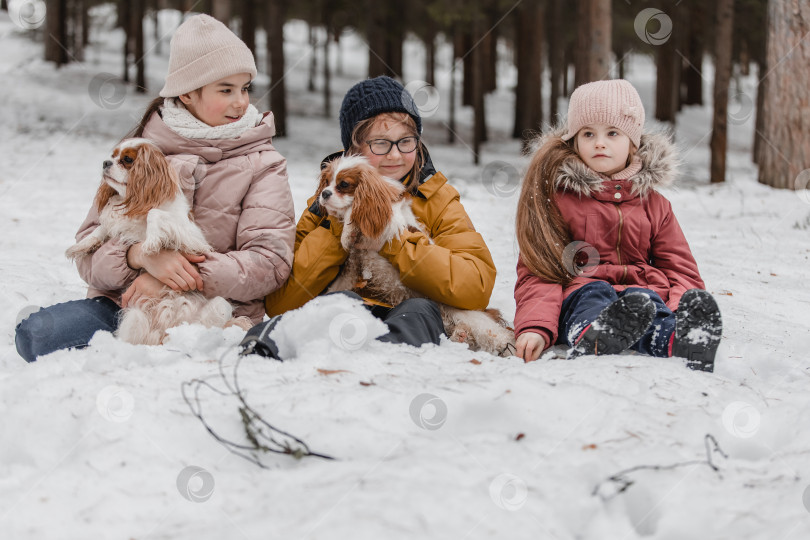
537, 124, 679, 197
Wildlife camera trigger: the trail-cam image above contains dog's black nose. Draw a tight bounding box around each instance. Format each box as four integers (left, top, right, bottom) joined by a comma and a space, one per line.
321, 190, 332, 200
103, 160, 113, 170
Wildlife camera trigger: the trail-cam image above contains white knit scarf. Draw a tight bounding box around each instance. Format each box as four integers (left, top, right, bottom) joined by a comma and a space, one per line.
161, 98, 262, 140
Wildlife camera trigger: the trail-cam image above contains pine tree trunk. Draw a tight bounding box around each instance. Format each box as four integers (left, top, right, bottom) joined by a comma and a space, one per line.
513, 0, 544, 144
575, 0, 611, 86
241, 0, 255, 61
323, 28, 331, 118
683, 0, 704, 106
212, 0, 231, 24
461, 31, 473, 107
709, 0, 735, 184
119, 0, 130, 80
45, 0, 68, 66
366, 0, 386, 77
132, 0, 146, 93
548, 0, 564, 122
753, 60, 766, 165
448, 25, 460, 144
387, 16, 403, 78
655, 8, 679, 123
472, 14, 486, 164
267, 0, 286, 136
308, 25, 317, 92
424, 20, 436, 86
757, 0, 810, 189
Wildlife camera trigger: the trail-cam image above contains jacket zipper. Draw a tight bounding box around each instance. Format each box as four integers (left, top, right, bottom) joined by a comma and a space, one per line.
615, 204, 627, 284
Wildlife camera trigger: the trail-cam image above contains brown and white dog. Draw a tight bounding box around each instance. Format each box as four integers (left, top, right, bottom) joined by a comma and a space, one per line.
317, 155, 516, 357
66, 138, 241, 345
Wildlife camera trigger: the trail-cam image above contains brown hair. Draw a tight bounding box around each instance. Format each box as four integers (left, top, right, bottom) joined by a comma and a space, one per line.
515, 136, 579, 285
348, 112, 425, 194
125, 96, 164, 140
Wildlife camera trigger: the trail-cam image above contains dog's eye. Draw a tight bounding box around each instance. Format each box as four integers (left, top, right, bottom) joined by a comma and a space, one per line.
122, 156, 134, 164
338, 181, 349, 189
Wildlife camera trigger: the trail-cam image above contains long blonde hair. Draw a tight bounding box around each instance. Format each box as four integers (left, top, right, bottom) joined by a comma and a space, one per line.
348, 112, 425, 194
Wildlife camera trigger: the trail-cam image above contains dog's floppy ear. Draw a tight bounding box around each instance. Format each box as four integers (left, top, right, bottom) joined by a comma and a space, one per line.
352, 166, 401, 240
94, 182, 118, 214
313, 164, 333, 216
123, 143, 178, 218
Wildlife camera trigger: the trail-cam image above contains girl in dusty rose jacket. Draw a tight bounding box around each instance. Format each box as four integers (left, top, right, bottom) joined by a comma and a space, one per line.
514, 79, 722, 372
16, 14, 295, 362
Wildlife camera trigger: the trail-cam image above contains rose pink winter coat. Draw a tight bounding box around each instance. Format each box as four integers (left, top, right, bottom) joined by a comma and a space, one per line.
75, 111, 295, 323
514, 132, 705, 349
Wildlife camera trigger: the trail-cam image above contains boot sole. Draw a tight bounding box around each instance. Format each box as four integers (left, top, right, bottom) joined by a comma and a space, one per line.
569, 292, 656, 359
672, 289, 722, 373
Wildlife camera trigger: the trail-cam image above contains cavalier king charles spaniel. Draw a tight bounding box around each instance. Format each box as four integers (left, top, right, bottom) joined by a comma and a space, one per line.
66, 138, 242, 345
316, 155, 516, 357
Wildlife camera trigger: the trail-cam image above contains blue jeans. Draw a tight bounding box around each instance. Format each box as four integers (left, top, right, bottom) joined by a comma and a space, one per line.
15, 297, 121, 363
558, 281, 675, 357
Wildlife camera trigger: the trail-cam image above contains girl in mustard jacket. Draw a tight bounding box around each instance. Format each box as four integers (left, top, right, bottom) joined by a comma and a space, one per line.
514, 79, 722, 372
243, 76, 497, 358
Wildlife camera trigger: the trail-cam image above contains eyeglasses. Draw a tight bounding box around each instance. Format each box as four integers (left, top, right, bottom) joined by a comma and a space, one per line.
365, 136, 419, 155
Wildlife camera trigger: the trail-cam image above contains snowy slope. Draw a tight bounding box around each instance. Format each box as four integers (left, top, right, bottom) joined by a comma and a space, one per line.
2, 10, 810, 540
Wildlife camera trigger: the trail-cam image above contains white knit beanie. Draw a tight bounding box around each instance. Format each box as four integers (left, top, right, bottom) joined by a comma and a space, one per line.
562, 79, 645, 147
159, 14, 257, 98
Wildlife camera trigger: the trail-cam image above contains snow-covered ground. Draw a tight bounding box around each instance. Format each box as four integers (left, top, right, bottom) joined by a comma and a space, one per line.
2, 9, 810, 540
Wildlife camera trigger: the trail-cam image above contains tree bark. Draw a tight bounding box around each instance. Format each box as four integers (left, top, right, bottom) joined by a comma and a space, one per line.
513, 0, 544, 145
308, 24, 317, 92
132, 0, 146, 93
425, 19, 436, 86
267, 0, 286, 136
119, 0, 130, 80
757, 0, 810, 189
683, 0, 704, 106
366, 0, 386, 77
472, 13, 486, 163
323, 27, 331, 118
212, 0, 231, 24
45, 0, 68, 66
240, 0, 256, 61
548, 0, 564, 122
655, 5, 679, 123
709, 0, 735, 184
575, 0, 611, 86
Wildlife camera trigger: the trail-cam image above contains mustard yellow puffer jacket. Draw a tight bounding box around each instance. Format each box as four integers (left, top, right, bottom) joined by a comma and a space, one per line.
265, 151, 496, 316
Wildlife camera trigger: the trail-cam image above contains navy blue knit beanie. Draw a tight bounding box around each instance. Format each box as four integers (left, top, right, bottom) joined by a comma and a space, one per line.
339, 76, 423, 151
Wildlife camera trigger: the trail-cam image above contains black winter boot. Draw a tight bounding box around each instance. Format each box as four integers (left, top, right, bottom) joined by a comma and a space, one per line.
239, 316, 282, 360
672, 289, 722, 373
569, 292, 656, 359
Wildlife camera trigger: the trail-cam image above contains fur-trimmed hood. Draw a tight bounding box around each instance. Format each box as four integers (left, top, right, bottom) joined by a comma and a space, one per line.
536, 124, 680, 197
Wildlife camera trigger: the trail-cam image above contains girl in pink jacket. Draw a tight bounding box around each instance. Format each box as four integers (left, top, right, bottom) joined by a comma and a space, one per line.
16, 14, 295, 362
514, 79, 721, 372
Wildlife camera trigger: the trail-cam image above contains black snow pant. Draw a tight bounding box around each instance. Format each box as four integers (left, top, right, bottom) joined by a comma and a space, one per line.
239, 291, 445, 360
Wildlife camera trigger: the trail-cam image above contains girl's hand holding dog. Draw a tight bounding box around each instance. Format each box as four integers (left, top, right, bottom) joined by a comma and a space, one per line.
121, 273, 169, 308
126, 243, 205, 292
516, 331, 546, 363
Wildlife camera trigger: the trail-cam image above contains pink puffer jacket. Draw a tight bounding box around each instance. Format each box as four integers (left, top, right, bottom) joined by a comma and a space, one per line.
514, 132, 705, 349
75, 111, 295, 323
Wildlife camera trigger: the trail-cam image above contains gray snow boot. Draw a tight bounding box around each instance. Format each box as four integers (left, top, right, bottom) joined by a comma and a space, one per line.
672, 289, 722, 373
569, 292, 656, 359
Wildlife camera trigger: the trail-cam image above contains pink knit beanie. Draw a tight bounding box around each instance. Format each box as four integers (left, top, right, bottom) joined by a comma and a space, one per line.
562, 79, 645, 147
159, 14, 257, 97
